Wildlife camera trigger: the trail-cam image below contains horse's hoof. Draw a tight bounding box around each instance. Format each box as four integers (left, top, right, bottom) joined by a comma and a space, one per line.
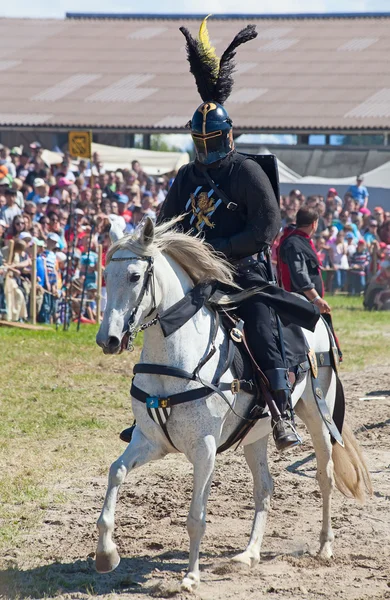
95, 549, 121, 573
231, 551, 259, 569
318, 543, 333, 560
181, 573, 199, 593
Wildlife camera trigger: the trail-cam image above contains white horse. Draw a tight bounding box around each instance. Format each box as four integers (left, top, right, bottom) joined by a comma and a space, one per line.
95, 217, 372, 592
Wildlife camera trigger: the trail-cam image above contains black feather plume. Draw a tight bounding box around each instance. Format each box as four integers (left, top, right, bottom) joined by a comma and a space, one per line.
215, 25, 258, 105
180, 26, 217, 102
180, 22, 257, 105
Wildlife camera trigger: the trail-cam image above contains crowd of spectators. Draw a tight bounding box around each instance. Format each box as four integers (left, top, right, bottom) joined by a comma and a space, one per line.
1, 143, 389, 327
0, 142, 170, 324
277, 177, 390, 307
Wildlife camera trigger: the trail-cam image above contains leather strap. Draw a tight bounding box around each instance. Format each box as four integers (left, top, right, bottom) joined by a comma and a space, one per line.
131, 379, 254, 408
193, 309, 219, 379
217, 318, 244, 385
203, 169, 238, 211
221, 310, 281, 421
310, 373, 344, 447
134, 363, 195, 381
131, 382, 214, 406
217, 403, 267, 454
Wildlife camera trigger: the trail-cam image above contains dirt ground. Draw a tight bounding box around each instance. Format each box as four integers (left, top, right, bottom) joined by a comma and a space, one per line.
2, 365, 390, 600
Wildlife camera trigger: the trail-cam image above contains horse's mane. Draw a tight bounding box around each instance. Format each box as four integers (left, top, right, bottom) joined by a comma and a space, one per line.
106, 217, 239, 288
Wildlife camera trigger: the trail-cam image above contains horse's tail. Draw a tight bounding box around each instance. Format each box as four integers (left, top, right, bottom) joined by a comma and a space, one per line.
332, 423, 373, 504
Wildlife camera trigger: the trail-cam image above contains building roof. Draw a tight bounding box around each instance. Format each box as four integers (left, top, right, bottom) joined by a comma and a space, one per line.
1, 14, 390, 133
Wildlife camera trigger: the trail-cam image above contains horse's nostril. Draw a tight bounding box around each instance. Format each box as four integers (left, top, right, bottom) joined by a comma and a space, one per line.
108, 336, 120, 348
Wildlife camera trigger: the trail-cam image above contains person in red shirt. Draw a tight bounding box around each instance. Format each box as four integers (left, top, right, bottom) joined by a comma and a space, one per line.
277, 207, 331, 314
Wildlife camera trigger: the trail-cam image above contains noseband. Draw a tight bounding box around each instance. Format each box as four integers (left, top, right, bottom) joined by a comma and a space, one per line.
110, 254, 157, 351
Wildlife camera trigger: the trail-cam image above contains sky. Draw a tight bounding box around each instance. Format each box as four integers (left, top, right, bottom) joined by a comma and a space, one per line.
0, 0, 389, 19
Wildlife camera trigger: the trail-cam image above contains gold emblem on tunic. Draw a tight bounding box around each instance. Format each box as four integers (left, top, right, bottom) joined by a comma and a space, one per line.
191, 192, 216, 231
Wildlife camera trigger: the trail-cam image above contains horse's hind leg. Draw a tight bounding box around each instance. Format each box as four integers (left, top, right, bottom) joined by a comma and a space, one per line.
181, 436, 217, 592
295, 377, 335, 559
95, 428, 166, 573
233, 436, 273, 568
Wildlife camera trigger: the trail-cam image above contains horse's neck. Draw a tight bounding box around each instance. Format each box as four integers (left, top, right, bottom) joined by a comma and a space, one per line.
140, 254, 214, 371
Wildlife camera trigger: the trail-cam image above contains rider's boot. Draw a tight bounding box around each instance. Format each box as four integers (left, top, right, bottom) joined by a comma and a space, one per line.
120, 421, 136, 443
265, 368, 301, 452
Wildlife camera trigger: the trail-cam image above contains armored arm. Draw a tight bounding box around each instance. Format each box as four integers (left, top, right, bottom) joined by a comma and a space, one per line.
211, 160, 280, 259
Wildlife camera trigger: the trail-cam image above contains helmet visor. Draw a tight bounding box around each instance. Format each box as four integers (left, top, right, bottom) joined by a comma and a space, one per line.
192, 130, 232, 165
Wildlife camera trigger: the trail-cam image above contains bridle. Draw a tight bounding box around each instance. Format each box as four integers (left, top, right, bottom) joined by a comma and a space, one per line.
109, 254, 157, 351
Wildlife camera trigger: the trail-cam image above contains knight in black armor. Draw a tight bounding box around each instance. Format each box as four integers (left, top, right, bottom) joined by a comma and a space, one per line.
121, 17, 321, 451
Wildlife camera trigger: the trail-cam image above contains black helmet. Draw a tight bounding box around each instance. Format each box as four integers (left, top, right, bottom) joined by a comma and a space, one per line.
190, 102, 233, 165
180, 17, 257, 165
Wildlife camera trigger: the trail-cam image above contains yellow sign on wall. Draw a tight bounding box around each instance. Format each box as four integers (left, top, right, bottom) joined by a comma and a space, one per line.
68, 130, 92, 159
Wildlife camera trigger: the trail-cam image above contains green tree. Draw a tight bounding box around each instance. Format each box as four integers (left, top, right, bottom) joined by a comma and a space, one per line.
150, 135, 182, 152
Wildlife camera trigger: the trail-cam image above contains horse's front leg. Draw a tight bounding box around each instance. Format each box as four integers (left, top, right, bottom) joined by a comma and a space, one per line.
95, 428, 166, 573
233, 436, 273, 568
181, 436, 217, 592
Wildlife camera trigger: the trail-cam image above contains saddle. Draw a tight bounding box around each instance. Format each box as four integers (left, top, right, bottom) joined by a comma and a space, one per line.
129, 276, 344, 451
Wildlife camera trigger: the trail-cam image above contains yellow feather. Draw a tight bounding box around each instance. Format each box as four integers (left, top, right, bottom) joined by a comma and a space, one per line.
198, 15, 220, 82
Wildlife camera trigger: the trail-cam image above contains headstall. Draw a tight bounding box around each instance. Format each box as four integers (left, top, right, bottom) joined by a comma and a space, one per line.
110, 254, 157, 351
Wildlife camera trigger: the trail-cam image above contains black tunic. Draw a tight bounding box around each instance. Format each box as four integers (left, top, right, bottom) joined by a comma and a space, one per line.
159, 152, 280, 259
158, 152, 319, 371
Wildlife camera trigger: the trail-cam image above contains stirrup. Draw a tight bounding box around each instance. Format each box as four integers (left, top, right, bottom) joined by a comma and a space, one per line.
272, 417, 302, 452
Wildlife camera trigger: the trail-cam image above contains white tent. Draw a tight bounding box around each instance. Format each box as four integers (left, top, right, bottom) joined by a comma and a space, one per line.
253, 146, 301, 184
299, 160, 390, 189
255, 146, 390, 208
276, 160, 301, 184
41, 148, 63, 166
91, 143, 190, 176
252, 146, 390, 189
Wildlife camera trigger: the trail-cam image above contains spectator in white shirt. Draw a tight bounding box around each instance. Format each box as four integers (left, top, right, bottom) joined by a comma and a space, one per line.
0, 188, 21, 226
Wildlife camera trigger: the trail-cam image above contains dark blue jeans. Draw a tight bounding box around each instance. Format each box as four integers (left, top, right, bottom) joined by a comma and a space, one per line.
347, 271, 366, 295
332, 268, 346, 291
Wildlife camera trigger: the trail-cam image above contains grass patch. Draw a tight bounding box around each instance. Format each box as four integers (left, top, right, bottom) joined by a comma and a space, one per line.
0, 473, 49, 546
0, 324, 142, 554
0, 325, 140, 441
325, 294, 390, 370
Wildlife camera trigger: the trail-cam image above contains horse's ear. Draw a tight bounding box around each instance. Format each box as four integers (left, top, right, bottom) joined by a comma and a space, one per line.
140, 217, 155, 246
109, 218, 125, 243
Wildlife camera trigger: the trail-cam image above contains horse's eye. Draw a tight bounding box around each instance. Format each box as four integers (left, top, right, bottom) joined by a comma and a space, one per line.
129, 273, 141, 283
